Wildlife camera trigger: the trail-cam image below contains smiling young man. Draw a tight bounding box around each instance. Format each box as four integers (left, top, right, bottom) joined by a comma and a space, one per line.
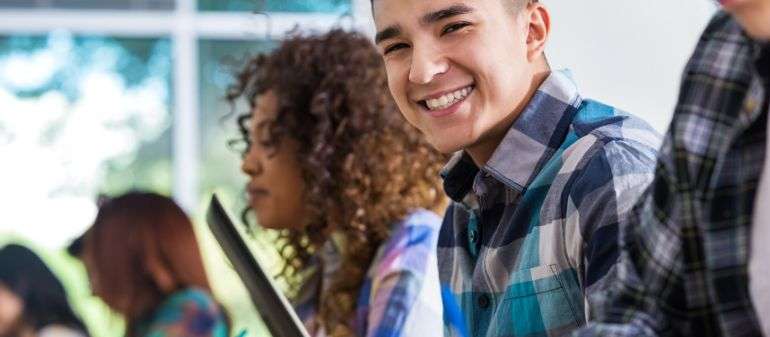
573, 2, 770, 337
371, 0, 661, 336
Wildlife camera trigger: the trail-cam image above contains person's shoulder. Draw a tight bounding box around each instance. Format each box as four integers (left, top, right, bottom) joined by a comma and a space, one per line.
572, 100, 660, 148
370, 209, 442, 276
555, 101, 660, 214
38, 325, 87, 337
567, 100, 660, 172
154, 287, 224, 325
146, 288, 228, 337
400, 209, 442, 230
699, 10, 746, 46
686, 11, 755, 84
389, 209, 442, 248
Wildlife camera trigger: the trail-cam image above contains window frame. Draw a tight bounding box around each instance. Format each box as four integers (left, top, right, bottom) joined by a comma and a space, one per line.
0, 0, 373, 211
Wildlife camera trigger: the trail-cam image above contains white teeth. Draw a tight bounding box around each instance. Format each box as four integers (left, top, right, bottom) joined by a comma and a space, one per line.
425, 86, 473, 111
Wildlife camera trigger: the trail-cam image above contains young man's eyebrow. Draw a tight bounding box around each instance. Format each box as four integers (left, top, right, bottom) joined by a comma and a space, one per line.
420, 4, 474, 25
374, 4, 475, 44
375, 26, 401, 45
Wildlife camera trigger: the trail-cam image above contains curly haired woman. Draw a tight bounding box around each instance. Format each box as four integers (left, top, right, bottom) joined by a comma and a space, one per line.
228, 29, 447, 337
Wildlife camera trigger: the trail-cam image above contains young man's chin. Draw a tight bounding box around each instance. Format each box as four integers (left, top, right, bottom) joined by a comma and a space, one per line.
427, 137, 468, 155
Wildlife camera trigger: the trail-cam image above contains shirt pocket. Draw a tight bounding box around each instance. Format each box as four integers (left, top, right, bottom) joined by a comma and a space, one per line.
493, 264, 581, 337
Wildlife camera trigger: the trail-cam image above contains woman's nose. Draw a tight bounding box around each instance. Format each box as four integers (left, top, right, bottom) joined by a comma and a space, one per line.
241, 150, 264, 176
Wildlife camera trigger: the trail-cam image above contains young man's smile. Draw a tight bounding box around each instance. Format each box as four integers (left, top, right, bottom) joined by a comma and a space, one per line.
415, 83, 475, 117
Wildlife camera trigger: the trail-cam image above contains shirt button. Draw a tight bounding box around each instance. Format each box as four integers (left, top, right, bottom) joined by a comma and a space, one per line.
469, 229, 478, 243
477, 294, 490, 309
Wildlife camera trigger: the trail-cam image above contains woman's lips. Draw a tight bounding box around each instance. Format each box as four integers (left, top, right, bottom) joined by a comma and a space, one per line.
247, 187, 269, 202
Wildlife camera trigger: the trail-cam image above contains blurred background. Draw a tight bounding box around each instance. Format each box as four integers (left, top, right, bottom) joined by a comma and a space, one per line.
0, 1, 717, 336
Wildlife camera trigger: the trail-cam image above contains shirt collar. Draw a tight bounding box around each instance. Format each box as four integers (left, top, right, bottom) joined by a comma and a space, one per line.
442, 69, 582, 202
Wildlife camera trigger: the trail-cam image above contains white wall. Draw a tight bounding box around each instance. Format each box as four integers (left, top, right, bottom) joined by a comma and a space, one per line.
547, 1, 718, 132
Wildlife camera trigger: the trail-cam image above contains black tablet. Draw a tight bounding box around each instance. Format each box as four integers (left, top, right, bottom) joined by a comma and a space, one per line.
206, 194, 310, 337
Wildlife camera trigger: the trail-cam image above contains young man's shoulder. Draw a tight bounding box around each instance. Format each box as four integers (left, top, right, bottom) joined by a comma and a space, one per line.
556, 100, 661, 216
572, 99, 660, 144
566, 99, 661, 169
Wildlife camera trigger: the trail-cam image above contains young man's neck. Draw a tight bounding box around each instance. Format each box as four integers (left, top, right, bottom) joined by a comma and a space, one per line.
466, 66, 551, 167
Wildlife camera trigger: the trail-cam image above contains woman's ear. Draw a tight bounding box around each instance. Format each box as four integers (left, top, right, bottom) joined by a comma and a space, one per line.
526, 2, 551, 62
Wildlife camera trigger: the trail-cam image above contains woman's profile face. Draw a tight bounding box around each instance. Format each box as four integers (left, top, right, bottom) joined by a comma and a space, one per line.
0, 283, 23, 336
241, 90, 308, 230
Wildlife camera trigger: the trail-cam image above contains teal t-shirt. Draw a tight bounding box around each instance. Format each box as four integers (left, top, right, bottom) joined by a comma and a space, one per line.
138, 288, 228, 337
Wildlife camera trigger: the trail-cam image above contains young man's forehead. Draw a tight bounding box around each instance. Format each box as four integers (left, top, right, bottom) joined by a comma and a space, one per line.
371, 0, 520, 11
371, 0, 520, 25
372, 0, 478, 23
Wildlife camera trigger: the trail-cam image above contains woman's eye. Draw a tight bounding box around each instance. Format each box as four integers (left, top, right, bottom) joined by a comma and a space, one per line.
384, 43, 409, 55
256, 120, 275, 146
442, 22, 470, 35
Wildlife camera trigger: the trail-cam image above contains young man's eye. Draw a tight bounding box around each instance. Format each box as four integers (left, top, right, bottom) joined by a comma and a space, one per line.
384, 43, 409, 55
441, 22, 471, 36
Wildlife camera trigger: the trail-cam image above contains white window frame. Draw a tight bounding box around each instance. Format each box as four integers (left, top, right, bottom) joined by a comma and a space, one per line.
0, 0, 374, 211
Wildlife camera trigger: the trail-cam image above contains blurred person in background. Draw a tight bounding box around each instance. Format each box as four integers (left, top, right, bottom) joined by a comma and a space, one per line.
229, 29, 447, 337
573, 1, 770, 336
0, 244, 89, 337
69, 192, 229, 337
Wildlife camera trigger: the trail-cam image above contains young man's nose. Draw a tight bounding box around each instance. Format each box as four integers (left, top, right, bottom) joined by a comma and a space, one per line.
408, 44, 449, 85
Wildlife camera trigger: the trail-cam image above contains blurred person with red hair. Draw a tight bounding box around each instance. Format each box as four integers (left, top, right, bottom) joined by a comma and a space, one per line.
70, 191, 229, 337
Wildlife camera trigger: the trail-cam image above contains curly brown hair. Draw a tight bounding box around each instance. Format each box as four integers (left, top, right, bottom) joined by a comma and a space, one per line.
226, 29, 446, 337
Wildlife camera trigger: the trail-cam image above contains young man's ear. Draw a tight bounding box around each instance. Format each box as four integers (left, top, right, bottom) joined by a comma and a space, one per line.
525, 2, 550, 62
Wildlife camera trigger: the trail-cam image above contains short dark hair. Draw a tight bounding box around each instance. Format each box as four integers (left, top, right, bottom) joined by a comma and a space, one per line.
0, 244, 90, 335
370, 0, 537, 12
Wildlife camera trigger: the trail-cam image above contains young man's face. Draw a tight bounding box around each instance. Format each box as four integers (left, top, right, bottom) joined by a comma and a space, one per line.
721, 0, 770, 39
373, 0, 546, 155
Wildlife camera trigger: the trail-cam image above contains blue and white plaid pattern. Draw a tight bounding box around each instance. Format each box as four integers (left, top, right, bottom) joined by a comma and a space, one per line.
438, 70, 661, 337
295, 210, 444, 337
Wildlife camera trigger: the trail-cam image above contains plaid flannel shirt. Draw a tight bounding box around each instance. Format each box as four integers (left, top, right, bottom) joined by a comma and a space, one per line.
295, 209, 444, 337
574, 11, 770, 337
438, 69, 661, 337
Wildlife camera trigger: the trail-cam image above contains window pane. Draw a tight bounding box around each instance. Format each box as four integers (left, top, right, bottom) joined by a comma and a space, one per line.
198, 0, 350, 13
199, 39, 275, 206
0, 0, 174, 10
0, 32, 173, 245
0, 32, 172, 336
198, 38, 278, 337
